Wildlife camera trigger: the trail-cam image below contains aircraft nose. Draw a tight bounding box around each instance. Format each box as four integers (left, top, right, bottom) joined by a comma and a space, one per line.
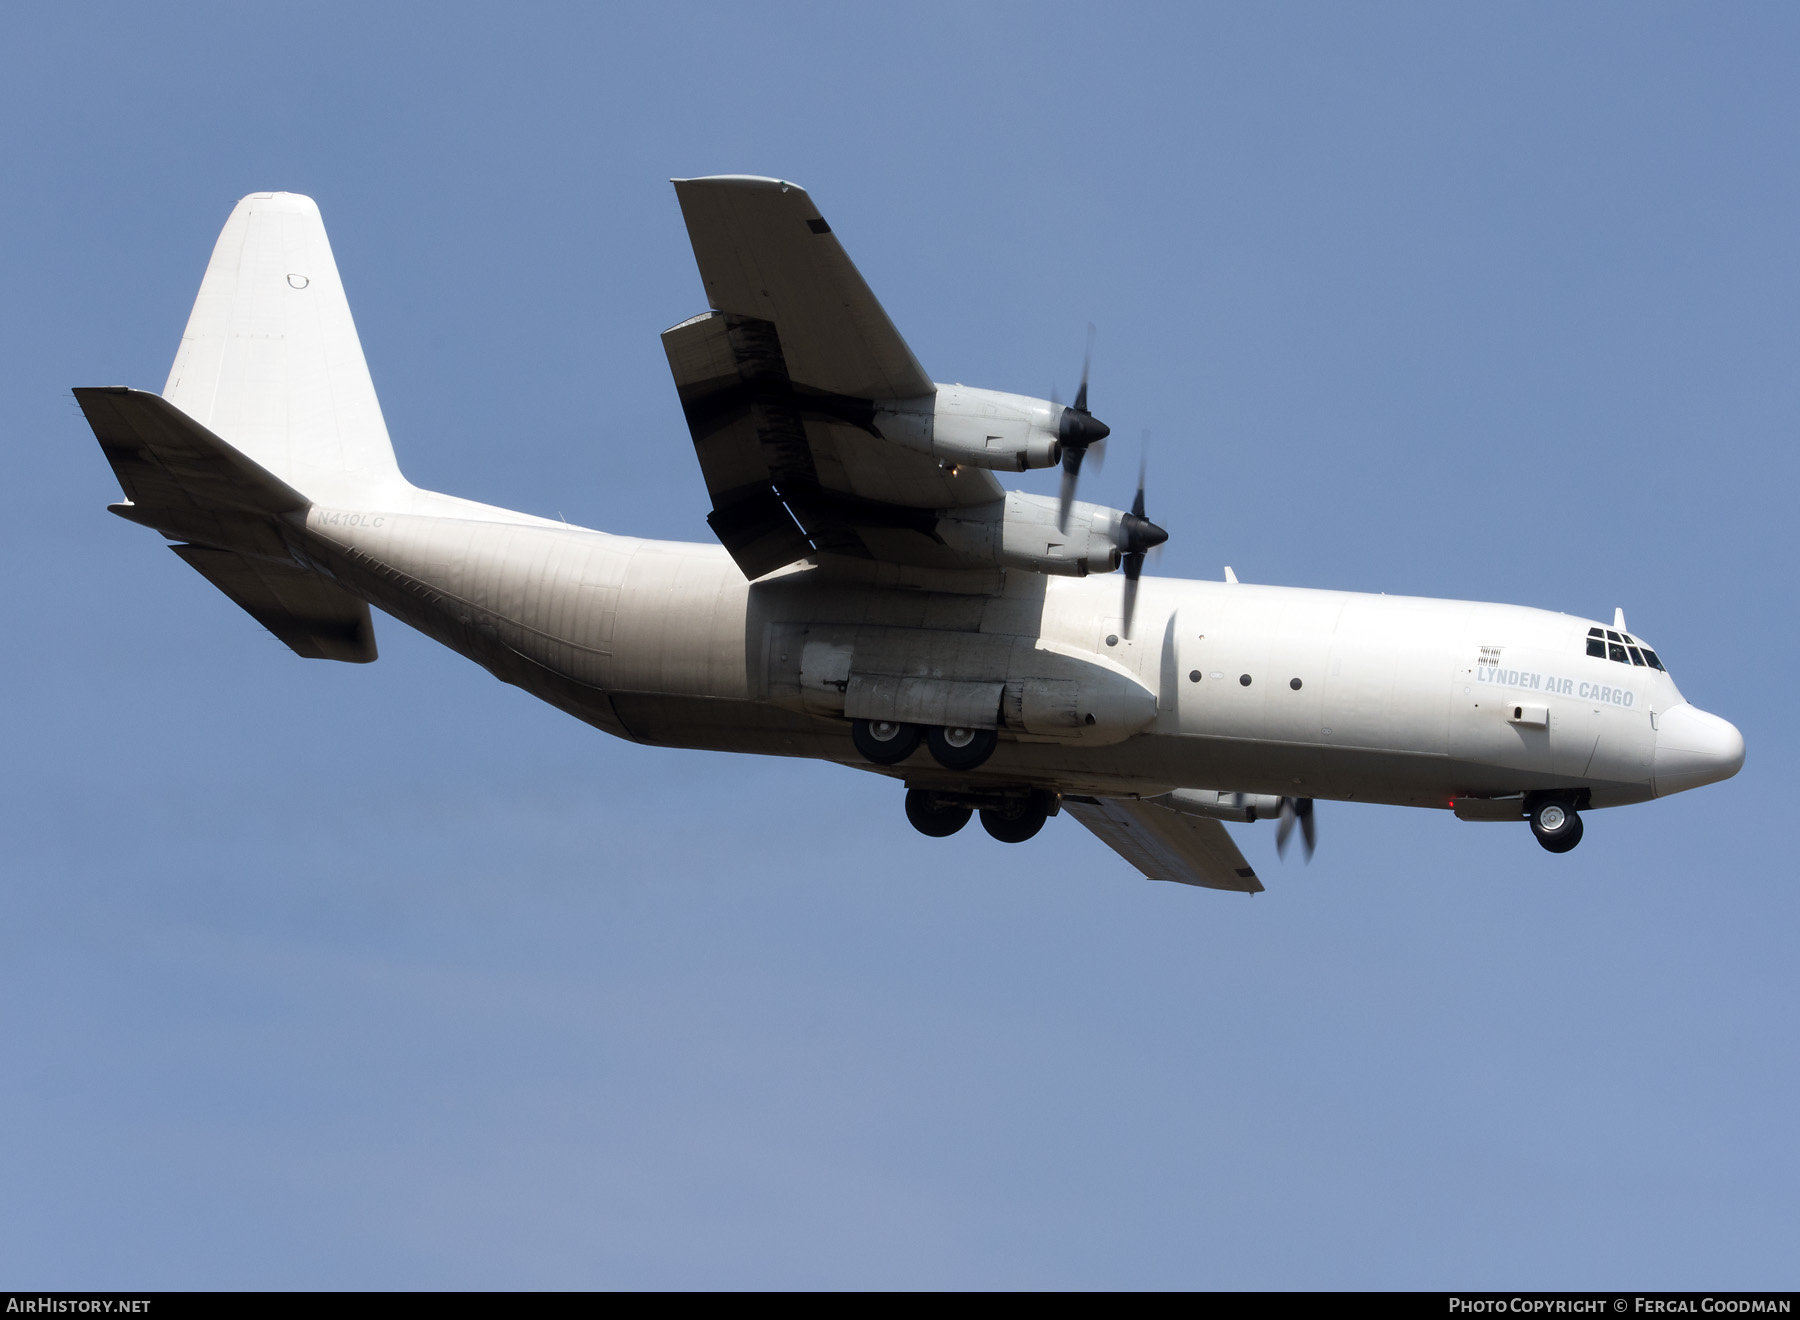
1655, 703, 1745, 797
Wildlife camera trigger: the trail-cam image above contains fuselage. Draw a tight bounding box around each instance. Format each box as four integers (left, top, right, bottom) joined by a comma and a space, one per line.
298, 492, 1744, 814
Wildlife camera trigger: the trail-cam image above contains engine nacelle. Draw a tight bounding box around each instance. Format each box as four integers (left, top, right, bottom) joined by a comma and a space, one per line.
935, 491, 1127, 577
875, 385, 1062, 473
1155, 789, 1286, 823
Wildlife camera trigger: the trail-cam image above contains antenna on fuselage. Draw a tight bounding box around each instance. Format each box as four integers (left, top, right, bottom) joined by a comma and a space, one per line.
1614, 607, 1628, 632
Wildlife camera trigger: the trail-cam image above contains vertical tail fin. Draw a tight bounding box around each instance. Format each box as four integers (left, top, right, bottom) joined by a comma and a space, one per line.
164, 192, 408, 507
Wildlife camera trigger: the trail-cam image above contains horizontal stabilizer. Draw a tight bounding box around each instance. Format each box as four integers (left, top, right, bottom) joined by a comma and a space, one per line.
1064, 795, 1264, 893
75, 387, 307, 556
76, 386, 307, 516
76, 387, 378, 663
172, 546, 376, 663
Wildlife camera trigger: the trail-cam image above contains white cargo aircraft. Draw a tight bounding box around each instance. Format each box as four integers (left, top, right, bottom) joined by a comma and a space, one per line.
76, 179, 1744, 892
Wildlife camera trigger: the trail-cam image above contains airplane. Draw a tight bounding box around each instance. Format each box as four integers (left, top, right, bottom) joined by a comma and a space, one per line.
73, 178, 1745, 893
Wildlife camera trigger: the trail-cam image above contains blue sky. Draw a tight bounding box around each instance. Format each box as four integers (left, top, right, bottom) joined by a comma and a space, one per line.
3, 1, 1795, 1288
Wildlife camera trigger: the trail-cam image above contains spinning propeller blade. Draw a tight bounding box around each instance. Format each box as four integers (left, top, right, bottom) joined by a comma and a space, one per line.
1276, 797, 1317, 861
1073, 322, 1093, 414
1116, 440, 1167, 639
1056, 324, 1110, 530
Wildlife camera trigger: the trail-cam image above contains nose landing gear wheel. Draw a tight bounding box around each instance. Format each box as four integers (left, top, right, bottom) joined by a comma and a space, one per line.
1529, 798, 1584, 853
852, 718, 922, 765
926, 724, 997, 771
905, 789, 973, 837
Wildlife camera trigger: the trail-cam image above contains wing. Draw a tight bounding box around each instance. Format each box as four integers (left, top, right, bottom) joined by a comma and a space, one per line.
673, 175, 931, 400
1063, 796, 1265, 894
665, 176, 1003, 579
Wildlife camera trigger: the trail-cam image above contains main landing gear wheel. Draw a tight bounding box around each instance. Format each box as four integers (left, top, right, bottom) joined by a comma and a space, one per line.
1530, 798, 1584, 853
926, 725, 998, 771
852, 718, 922, 765
980, 791, 1052, 844
905, 789, 972, 837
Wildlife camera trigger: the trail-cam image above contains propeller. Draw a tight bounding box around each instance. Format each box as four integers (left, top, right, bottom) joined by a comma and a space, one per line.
1056, 324, 1111, 530
1116, 444, 1168, 638
1275, 797, 1317, 861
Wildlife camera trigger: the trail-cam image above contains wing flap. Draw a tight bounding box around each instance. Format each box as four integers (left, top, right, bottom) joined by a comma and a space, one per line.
662, 311, 816, 578
1063, 796, 1265, 893
662, 309, 1000, 577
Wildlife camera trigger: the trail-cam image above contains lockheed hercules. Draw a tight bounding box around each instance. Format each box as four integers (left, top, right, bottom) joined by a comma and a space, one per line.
74, 179, 1744, 891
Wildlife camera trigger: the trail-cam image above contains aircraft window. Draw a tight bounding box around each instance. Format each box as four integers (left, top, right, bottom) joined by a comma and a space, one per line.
1585, 626, 1669, 671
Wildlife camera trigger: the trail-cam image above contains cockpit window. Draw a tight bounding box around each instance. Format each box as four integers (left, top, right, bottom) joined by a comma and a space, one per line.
1584, 626, 1669, 673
